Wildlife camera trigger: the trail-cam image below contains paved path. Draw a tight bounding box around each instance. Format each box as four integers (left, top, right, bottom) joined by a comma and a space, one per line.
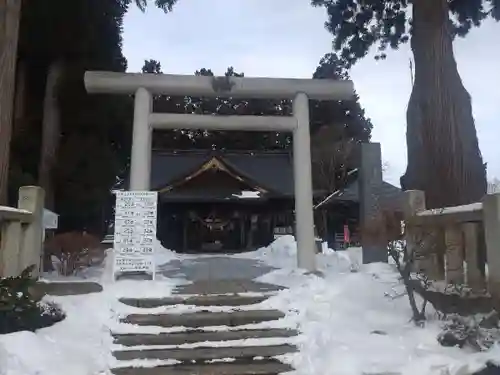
159, 256, 281, 294
159, 256, 276, 281
161, 256, 283, 295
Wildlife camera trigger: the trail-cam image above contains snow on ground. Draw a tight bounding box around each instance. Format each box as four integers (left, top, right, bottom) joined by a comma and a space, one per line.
2, 236, 500, 375
238, 236, 500, 375
233, 235, 361, 272
0, 243, 187, 375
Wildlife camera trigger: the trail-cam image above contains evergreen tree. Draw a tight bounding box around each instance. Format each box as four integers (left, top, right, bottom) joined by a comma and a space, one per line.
133, 0, 178, 12
0, 0, 180, 205
312, 0, 498, 208
9, 0, 132, 233
310, 53, 372, 192
0, 0, 22, 204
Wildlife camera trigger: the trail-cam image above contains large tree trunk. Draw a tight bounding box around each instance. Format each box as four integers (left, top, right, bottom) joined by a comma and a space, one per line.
401, 0, 487, 209
0, 0, 22, 205
14, 59, 27, 129
38, 60, 64, 210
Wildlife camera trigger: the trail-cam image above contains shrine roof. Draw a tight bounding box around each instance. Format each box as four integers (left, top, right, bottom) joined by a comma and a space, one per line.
151, 150, 295, 197
146, 149, 402, 205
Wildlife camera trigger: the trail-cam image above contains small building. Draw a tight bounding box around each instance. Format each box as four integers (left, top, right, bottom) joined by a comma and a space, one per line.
143, 149, 403, 253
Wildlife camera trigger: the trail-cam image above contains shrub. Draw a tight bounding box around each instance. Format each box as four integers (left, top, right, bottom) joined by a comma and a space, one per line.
438, 312, 500, 351
0, 266, 65, 334
44, 231, 104, 276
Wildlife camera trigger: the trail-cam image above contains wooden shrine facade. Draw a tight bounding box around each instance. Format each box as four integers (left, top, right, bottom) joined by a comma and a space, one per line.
147, 150, 403, 253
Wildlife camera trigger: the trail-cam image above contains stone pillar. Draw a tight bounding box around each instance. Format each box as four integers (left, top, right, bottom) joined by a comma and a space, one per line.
0, 221, 22, 277
18, 186, 45, 278
403, 189, 425, 270
463, 222, 486, 291
444, 225, 464, 284
402, 190, 444, 279
359, 142, 387, 263
483, 193, 500, 300
292, 92, 316, 271
130, 88, 152, 190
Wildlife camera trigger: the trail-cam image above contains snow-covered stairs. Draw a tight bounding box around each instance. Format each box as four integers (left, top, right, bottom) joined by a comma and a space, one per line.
111, 292, 297, 374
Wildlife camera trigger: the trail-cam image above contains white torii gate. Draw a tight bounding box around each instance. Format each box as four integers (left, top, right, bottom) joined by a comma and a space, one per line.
84, 71, 354, 271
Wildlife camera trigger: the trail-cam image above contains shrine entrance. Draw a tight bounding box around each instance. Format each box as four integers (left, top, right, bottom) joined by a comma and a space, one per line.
84, 71, 354, 271
196, 210, 231, 251
185, 207, 247, 253
158, 200, 284, 254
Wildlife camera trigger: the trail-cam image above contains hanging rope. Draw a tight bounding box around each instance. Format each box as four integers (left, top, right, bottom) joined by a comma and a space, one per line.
191, 211, 231, 231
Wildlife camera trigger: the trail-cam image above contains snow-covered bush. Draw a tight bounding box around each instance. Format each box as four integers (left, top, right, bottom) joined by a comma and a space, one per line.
0, 266, 64, 334
438, 312, 500, 351
45, 232, 104, 276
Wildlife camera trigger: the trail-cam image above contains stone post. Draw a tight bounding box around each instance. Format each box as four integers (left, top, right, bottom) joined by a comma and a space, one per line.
18, 186, 45, 278
130, 87, 152, 190
359, 142, 387, 263
292, 92, 316, 271
483, 192, 500, 300
444, 225, 464, 284
402, 190, 444, 280
0, 221, 23, 277
402, 190, 426, 266
462, 222, 486, 291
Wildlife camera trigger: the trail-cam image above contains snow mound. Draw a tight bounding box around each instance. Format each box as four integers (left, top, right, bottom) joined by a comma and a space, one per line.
153, 238, 180, 266
0, 272, 187, 375
232, 235, 297, 268
0, 292, 115, 375
259, 263, 500, 375
234, 235, 361, 273
245, 237, 500, 375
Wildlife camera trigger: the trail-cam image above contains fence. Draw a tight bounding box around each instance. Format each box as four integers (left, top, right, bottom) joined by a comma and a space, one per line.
0, 186, 45, 278
403, 190, 500, 299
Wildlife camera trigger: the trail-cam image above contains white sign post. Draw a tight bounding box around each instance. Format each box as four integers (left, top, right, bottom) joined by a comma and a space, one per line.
113, 191, 158, 280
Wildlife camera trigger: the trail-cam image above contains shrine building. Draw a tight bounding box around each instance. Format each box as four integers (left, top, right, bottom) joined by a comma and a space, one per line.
144, 148, 403, 253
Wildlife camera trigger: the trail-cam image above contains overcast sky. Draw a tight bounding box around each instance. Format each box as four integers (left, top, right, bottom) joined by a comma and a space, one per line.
122, 0, 499, 186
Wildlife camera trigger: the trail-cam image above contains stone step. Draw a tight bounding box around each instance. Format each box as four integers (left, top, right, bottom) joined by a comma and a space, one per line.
113, 344, 296, 361
111, 359, 292, 375
173, 280, 284, 295
121, 310, 285, 328
114, 328, 298, 346
30, 281, 102, 298
119, 294, 268, 308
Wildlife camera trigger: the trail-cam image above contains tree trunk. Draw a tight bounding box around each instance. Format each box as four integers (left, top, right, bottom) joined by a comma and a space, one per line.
401, 0, 487, 209
14, 59, 27, 130
38, 60, 64, 210
0, 0, 22, 205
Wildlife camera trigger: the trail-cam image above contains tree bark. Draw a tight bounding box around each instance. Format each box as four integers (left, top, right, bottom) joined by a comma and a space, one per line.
14, 59, 26, 130
0, 0, 22, 205
401, 0, 487, 209
38, 60, 64, 210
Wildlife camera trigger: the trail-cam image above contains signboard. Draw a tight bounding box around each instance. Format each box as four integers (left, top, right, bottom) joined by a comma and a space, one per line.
113, 191, 158, 280
43, 209, 59, 229
114, 257, 154, 273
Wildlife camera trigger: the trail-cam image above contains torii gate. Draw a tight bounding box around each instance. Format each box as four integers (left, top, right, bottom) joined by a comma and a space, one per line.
84, 71, 354, 271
